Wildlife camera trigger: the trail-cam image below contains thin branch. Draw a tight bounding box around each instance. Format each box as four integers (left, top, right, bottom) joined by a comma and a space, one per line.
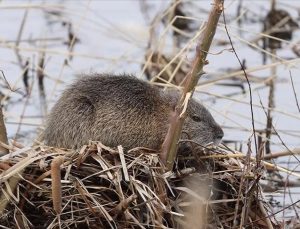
15, 9, 29, 69
265, 49, 277, 156
0, 106, 9, 156
244, 199, 300, 227
222, 5, 258, 157
160, 0, 224, 170
258, 98, 300, 163
0, 70, 20, 93
289, 70, 300, 113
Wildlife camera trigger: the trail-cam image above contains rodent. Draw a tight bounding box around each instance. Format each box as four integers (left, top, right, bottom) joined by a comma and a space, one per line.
44, 74, 224, 151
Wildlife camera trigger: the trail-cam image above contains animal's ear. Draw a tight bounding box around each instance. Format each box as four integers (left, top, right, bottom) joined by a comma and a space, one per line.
76, 96, 95, 115
78, 96, 94, 106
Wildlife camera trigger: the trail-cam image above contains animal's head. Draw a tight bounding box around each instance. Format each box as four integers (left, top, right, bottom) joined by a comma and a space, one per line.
182, 98, 224, 148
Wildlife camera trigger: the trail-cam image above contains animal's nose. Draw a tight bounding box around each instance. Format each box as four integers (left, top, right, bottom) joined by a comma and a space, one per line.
216, 128, 224, 140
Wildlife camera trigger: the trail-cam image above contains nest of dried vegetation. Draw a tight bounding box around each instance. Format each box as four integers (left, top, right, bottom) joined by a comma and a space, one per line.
0, 142, 280, 229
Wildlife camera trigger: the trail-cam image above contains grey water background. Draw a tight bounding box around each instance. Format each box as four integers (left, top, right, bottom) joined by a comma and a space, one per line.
0, 0, 299, 222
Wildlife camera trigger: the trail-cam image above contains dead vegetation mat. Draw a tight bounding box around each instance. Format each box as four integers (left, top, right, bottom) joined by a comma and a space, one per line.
0, 142, 280, 228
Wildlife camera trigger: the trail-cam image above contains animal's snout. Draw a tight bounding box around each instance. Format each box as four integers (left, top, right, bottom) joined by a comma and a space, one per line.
216, 129, 224, 140
214, 126, 224, 145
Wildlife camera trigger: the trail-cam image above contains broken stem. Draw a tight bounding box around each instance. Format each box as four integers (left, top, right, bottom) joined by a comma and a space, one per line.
161, 0, 224, 171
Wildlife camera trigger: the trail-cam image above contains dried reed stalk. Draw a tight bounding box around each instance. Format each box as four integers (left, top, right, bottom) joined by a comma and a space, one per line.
161, 0, 224, 170
262, 148, 300, 160
0, 106, 9, 156
51, 156, 65, 215
265, 49, 276, 156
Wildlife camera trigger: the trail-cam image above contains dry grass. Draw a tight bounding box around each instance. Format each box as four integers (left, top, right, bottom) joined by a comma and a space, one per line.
1, 141, 297, 228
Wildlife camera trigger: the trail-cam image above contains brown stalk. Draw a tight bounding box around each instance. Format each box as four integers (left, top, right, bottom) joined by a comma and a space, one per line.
51, 156, 65, 215
23, 59, 30, 95
37, 51, 46, 96
271, 0, 276, 10
0, 173, 22, 215
14, 9, 28, 69
265, 49, 276, 156
258, 200, 274, 229
0, 106, 9, 156
37, 51, 47, 116
112, 194, 137, 216
161, 0, 224, 170
263, 148, 300, 160
289, 70, 300, 113
75, 180, 99, 217
0, 113, 21, 214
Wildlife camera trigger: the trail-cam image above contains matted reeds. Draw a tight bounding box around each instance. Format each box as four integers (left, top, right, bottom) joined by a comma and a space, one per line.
0, 142, 287, 228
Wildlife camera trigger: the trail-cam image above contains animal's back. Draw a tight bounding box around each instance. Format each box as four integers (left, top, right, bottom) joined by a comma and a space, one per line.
44, 74, 173, 149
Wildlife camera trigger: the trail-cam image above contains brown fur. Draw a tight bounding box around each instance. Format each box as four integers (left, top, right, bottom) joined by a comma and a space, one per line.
44, 74, 223, 150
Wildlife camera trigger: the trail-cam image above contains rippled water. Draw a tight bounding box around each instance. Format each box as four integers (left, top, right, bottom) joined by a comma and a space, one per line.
0, 0, 299, 222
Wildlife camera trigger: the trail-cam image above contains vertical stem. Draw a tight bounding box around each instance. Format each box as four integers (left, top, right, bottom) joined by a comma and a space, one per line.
160, 0, 224, 170
271, 0, 276, 10
51, 156, 65, 215
14, 9, 28, 69
37, 51, 47, 116
0, 106, 9, 156
37, 52, 45, 95
23, 59, 30, 95
265, 49, 276, 156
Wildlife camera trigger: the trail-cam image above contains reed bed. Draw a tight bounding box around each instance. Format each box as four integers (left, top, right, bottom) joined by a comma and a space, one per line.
1, 141, 294, 228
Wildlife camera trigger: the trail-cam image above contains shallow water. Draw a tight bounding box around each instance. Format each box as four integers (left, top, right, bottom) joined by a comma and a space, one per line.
0, 0, 299, 222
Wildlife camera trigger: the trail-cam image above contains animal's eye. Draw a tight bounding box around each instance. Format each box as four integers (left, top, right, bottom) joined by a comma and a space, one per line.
191, 115, 202, 122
